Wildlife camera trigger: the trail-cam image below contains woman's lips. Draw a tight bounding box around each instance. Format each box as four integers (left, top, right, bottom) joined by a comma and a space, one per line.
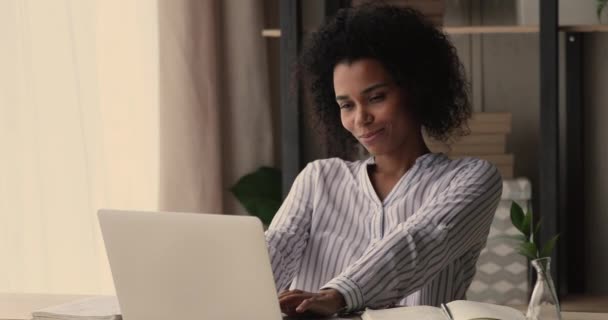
359, 128, 385, 144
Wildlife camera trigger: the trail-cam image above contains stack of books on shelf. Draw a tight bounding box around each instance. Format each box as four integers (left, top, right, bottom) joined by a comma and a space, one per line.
425, 112, 514, 179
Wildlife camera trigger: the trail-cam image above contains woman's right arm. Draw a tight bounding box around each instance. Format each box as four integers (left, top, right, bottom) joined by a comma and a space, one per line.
265, 162, 317, 292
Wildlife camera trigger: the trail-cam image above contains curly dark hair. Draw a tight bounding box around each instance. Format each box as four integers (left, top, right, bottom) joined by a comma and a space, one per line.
299, 4, 471, 154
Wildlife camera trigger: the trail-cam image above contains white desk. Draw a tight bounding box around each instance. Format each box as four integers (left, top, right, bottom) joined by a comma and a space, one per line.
1, 293, 608, 320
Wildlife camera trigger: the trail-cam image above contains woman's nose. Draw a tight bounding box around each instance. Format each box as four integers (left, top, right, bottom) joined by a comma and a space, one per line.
355, 106, 372, 126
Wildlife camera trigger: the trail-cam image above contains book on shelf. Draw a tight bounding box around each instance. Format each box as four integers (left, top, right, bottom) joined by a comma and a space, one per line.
424, 133, 506, 145
427, 143, 506, 155
447, 134, 506, 146
423, 112, 515, 178
465, 123, 511, 134
469, 112, 512, 123
31, 296, 121, 320
466, 112, 512, 134
425, 133, 507, 155
361, 300, 524, 320
495, 165, 514, 179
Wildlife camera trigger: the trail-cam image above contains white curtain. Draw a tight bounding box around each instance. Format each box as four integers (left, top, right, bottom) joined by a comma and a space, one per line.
0, 0, 160, 294
0, 0, 274, 295
158, 0, 274, 214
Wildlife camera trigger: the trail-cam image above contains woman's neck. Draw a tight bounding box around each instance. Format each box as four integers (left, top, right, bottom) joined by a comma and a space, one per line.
372, 134, 430, 178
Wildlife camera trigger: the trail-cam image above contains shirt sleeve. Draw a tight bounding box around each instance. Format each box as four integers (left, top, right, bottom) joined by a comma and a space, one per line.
321, 159, 503, 311
265, 162, 317, 292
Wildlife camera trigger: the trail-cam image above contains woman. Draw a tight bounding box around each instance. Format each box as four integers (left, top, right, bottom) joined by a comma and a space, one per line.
265, 4, 502, 317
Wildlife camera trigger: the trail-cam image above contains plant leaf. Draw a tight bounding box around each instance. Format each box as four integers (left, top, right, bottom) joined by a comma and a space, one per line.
510, 202, 525, 233
541, 234, 560, 258
517, 242, 539, 260
521, 209, 533, 239
598, 0, 608, 22
230, 167, 282, 225
533, 218, 542, 246
534, 218, 542, 236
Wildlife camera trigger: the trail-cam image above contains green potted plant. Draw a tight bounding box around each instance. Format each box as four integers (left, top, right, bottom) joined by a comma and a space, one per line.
509, 202, 561, 320
230, 167, 282, 226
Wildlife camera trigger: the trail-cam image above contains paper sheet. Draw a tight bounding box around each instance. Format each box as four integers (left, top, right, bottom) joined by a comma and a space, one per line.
31, 296, 121, 320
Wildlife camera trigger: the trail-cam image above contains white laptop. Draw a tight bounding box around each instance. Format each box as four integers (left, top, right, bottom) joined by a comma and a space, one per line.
98, 209, 283, 320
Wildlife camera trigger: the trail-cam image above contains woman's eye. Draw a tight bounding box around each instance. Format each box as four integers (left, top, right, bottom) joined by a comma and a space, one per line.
339, 103, 353, 109
369, 94, 385, 102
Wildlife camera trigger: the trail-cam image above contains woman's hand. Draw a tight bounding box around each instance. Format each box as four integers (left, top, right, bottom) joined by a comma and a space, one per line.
278, 288, 346, 317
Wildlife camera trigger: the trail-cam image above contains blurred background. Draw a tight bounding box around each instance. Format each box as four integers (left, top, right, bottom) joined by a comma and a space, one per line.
1, 0, 607, 308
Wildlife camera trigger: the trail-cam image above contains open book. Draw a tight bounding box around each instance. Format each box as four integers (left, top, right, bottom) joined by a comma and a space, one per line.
31, 296, 121, 320
361, 300, 525, 320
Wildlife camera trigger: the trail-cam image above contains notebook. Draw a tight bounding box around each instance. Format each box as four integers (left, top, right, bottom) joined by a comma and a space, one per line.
98, 209, 283, 320
361, 300, 525, 320
31, 296, 120, 320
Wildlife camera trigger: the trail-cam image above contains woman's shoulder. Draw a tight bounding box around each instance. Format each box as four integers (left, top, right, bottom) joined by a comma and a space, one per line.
309, 156, 366, 166
445, 155, 502, 185
303, 157, 367, 177
429, 154, 501, 182
445, 155, 494, 169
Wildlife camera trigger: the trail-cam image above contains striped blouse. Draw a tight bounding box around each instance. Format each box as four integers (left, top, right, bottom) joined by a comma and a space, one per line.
265, 152, 502, 312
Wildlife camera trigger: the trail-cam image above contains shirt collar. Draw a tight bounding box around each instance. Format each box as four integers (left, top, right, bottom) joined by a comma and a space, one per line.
359, 153, 448, 206
365, 152, 445, 168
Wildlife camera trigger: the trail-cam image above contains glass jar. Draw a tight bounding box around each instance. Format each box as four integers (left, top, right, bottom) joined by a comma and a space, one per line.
526, 257, 561, 320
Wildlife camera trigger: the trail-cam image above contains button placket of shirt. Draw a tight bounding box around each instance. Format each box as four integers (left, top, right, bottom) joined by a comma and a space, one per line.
374, 197, 384, 240
371, 194, 384, 241
360, 159, 381, 241
366, 200, 382, 241
379, 204, 385, 238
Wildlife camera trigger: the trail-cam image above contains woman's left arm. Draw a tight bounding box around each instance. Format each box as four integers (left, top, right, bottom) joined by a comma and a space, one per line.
322, 159, 503, 312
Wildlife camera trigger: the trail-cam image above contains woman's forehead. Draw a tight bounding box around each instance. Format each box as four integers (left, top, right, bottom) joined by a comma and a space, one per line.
333, 59, 394, 94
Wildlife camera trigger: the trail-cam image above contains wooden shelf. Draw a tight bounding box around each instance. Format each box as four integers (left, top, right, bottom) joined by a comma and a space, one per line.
263, 24, 608, 37
262, 26, 537, 37
445, 24, 608, 34
560, 24, 608, 32
444, 25, 539, 34
262, 29, 281, 38
561, 295, 608, 313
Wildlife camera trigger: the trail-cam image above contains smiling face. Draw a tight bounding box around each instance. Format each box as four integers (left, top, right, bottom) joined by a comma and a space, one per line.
333, 58, 420, 156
